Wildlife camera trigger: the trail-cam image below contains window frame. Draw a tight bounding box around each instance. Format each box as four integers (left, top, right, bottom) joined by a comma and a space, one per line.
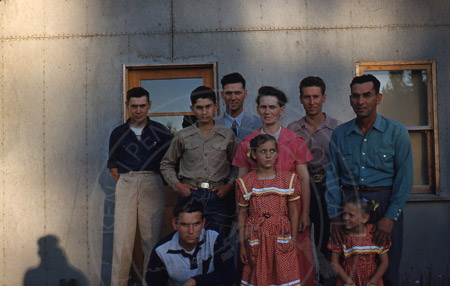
356, 60, 439, 195
123, 62, 218, 121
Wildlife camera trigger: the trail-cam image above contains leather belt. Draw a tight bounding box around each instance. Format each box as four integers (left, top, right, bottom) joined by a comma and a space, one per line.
341, 185, 392, 192
181, 179, 224, 190
127, 171, 157, 176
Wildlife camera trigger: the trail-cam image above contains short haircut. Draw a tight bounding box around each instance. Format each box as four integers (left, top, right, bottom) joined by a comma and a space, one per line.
250, 134, 278, 151
190, 86, 217, 105
350, 74, 381, 94
220, 72, 246, 89
173, 197, 204, 220
256, 86, 288, 107
126, 87, 150, 102
300, 76, 326, 95
344, 195, 377, 223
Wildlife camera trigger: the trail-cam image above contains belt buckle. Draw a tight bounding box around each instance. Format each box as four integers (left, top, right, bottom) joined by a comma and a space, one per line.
200, 182, 210, 189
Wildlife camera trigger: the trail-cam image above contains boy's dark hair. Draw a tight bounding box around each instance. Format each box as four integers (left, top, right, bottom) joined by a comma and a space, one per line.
350, 74, 381, 94
256, 86, 287, 107
220, 72, 246, 89
300, 76, 326, 95
344, 195, 377, 223
173, 197, 205, 220
190, 86, 217, 105
126, 87, 150, 102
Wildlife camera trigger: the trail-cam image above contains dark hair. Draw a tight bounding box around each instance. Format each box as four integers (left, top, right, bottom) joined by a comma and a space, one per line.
249, 134, 278, 162
173, 197, 204, 220
300, 76, 326, 95
126, 87, 150, 102
221, 72, 246, 89
190, 86, 217, 105
256, 86, 287, 107
250, 134, 278, 151
350, 74, 381, 94
344, 195, 377, 222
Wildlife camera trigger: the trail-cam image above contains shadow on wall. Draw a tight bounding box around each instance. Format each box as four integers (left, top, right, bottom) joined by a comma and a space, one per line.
23, 235, 88, 286
98, 167, 116, 286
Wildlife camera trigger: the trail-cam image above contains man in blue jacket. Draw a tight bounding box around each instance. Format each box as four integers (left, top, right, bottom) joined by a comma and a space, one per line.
215, 72, 261, 142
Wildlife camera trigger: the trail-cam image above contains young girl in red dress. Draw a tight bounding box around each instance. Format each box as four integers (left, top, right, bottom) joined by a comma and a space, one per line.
236, 134, 301, 286
328, 195, 391, 286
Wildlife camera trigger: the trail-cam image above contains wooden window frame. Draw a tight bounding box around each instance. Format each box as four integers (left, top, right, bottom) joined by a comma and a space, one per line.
123, 62, 218, 121
356, 60, 440, 195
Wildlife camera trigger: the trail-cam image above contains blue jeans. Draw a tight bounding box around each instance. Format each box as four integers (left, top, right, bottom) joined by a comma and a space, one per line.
182, 188, 234, 237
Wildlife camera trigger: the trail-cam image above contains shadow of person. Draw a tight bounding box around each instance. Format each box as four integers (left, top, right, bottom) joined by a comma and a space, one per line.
24, 235, 88, 286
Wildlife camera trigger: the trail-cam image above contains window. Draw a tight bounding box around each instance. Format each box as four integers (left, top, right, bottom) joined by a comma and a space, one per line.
124, 63, 217, 135
356, 61, 439, 194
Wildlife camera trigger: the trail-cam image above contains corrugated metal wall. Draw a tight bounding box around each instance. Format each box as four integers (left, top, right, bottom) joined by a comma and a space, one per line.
1, 0, 449, 284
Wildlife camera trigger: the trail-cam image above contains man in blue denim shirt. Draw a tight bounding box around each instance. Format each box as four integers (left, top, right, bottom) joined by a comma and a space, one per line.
325, 74, 413, 286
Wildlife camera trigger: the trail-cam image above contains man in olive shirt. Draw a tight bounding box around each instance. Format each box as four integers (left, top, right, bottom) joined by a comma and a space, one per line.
161, 86, 237, 236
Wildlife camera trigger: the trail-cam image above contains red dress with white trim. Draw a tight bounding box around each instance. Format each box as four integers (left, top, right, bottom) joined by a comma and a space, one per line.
236, 170, 302, 286
327, 224, 391, 286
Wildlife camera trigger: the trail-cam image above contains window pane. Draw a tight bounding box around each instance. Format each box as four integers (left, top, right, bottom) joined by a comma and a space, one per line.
370, 70, 428, 126
150, 115, 197, 136
141, 78, 203, 113
410, 131, 429, 186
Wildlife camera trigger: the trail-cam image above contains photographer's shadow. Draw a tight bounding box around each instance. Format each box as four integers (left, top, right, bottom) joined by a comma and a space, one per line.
24, 235, 88, 286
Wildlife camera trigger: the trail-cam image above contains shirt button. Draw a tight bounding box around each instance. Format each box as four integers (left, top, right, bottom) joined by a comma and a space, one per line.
383, 154, 387, 158
361, 166, 365, 169
361, 178, 365, 182
362, 152, 366, 155
364, 138, 367, 142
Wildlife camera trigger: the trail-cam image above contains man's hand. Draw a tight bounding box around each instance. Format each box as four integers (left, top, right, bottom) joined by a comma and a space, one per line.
175, 182, 197, 197
372, 217, 394, 246
109, 168, 120, 182
298, 212, 310, 233
213, 183, 233, 199
330, 216, 345, 245
182, 278, 196, 286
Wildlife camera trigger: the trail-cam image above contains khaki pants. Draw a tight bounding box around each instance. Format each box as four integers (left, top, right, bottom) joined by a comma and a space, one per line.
111, 172, 165, 286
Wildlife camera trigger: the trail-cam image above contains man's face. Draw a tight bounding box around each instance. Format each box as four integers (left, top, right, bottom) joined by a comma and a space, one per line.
127, 96, 151, 125
300, 86, 326, 117
256, 95, 285, 125
190, 98, 218, 125
350, 82, 382, 119
221, 83, 247, 115
172, 211, 205, 251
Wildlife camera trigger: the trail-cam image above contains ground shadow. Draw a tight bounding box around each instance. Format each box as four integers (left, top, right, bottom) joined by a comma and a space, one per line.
23, 235, 88, 286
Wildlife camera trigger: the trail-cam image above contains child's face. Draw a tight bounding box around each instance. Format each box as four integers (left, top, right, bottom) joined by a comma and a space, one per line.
251, 140, 278, 169
342, 203, 369, 231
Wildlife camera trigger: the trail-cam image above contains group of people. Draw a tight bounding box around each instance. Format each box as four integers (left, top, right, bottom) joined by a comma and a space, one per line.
108, 72, 413, 286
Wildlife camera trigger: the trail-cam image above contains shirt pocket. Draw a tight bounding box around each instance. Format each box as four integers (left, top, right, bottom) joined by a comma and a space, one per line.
338, 149, 354, 171
211, 143, 228, 162
184, 142, 201, 162
374, 148, 395, 170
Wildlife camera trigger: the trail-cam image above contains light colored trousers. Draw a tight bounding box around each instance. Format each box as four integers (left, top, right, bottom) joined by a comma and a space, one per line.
111, 171, 165, 286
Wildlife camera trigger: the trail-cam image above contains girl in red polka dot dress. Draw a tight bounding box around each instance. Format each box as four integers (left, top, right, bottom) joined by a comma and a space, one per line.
328, 195, 391, 286
236, 134, 302, 286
